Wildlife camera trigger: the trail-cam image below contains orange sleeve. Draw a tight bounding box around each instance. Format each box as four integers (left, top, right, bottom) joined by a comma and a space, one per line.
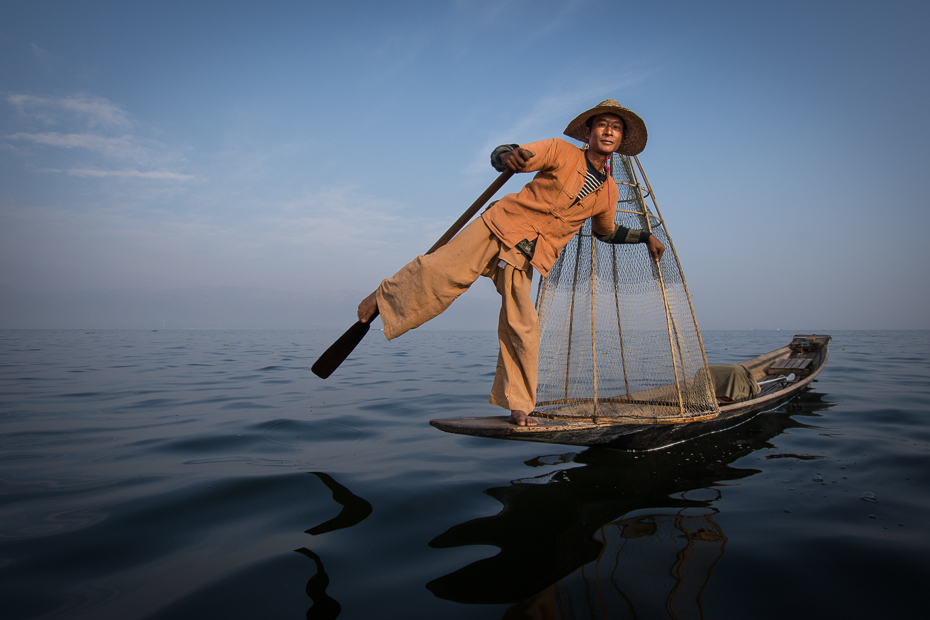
591, 178, 618, 236
515, 139, 563, 173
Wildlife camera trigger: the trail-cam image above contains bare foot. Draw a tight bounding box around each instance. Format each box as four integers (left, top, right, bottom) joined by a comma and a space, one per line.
357, 290, 378, 323
509, 410, 537, 426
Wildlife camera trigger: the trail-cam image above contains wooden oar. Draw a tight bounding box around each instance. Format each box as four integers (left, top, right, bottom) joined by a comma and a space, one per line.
311, 167, 517, 379
758, 373, 796, 385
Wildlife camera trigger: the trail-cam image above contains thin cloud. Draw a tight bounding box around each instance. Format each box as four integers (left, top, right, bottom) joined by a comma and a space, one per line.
7, 131, 138, 156
506, 76, 649, 138
4, 93, 193, 181
65, 168, 195, 180
7, 93, 132, 129
5, 130, 159, 168
29, 43, 51, 58
0, 184, 430, 292
453, 0, 589, 29
516, 0, 591, 42
464, 74, 648, 174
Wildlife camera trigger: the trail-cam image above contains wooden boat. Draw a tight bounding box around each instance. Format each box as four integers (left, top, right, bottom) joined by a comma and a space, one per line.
430, 334, 831, 451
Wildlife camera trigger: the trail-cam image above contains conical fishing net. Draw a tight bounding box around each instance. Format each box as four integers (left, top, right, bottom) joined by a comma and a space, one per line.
533, 154, 718, 423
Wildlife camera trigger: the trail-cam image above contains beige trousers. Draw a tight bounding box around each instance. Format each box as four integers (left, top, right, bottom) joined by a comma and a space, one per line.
377, 218, 539, 412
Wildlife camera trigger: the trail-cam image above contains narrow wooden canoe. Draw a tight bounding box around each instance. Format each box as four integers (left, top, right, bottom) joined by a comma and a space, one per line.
430, 335, 831, 450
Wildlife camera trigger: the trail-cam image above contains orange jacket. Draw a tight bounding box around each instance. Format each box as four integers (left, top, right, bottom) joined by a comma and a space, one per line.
481, 138, 617, 277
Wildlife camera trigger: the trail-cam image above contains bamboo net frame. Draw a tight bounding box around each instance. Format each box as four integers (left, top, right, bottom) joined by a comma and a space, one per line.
533, 154, 718, 424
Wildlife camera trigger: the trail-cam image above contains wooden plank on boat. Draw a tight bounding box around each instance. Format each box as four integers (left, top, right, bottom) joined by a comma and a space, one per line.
767, 356, 814, 376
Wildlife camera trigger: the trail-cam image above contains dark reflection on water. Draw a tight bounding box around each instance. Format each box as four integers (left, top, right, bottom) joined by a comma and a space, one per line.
295, 547, 341, 620
304, 472, 373, 536
428, 392, 831, 618
297, 472, 373, 619
1, 329, 929, 619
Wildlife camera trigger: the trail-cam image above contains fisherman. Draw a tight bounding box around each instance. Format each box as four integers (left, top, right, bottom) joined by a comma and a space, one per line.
357, 99, 665, 426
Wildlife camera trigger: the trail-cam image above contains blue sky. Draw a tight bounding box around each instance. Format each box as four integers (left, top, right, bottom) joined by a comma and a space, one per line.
1, 0, 928, 329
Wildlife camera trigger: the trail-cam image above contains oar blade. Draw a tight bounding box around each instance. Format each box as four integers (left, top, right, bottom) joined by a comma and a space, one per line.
311, 321, 371, 379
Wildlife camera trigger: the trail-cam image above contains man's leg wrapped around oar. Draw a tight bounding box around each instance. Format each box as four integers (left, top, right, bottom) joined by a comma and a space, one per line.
374, 217, 539, 425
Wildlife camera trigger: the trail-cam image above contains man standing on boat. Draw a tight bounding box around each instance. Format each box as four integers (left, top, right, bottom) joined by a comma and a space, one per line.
357, 100, 665, 426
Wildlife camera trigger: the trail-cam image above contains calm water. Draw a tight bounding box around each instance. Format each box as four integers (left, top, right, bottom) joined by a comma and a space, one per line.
1, 329, 928, 619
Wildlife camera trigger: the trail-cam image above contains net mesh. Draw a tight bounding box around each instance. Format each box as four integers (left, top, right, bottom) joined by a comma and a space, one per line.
533, 154, 718, 423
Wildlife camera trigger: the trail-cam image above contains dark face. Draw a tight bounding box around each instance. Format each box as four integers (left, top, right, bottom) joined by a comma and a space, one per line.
584, 113, 624, 156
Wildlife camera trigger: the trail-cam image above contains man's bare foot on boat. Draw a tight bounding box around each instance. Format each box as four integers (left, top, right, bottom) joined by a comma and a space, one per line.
509, 410, 537, 426
357, 291, 378, 323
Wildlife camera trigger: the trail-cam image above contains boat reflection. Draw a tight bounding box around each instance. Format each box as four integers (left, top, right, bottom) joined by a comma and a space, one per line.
503, 507, 725, 619
427, 391, 832, 619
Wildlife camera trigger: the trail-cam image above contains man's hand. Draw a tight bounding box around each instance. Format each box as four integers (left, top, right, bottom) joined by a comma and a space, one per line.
647, 235, 665, 262
499, 147, 534, 172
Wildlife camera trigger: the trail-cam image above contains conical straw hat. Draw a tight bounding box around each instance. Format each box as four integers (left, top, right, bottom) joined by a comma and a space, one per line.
563, 99, 647, 156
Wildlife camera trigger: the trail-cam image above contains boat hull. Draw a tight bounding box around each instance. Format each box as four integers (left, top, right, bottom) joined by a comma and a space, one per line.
430, 336, 831, 450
